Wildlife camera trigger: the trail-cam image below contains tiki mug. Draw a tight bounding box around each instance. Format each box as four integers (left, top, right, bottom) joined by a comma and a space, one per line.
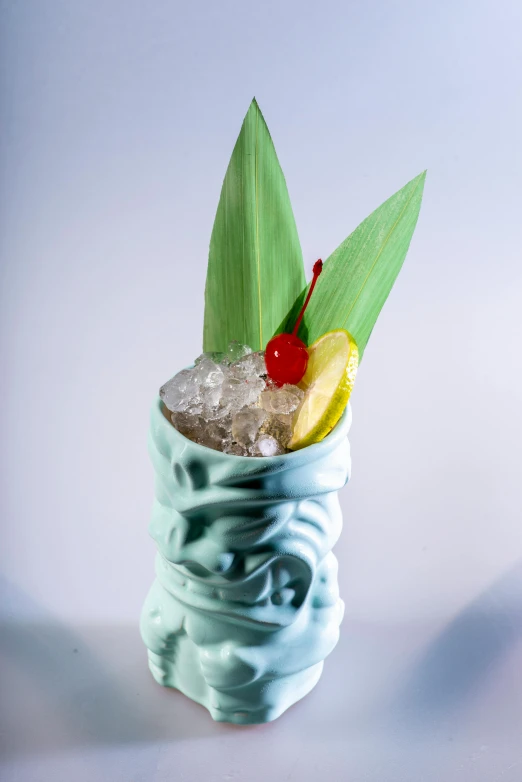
141, 395, 351, 724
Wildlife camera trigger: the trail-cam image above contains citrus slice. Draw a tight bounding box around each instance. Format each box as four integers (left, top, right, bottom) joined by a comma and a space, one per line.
288, 329, 358, 451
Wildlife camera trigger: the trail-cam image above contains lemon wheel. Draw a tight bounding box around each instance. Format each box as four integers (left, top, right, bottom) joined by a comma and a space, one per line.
288, 329, 358, 451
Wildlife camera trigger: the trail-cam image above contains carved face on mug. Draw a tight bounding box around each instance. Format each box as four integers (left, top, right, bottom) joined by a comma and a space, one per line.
149, 405, 349, 626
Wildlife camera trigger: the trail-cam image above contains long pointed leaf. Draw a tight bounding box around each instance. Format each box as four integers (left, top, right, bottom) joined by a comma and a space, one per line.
203, 100, 306, 352
277, 171, 426, 359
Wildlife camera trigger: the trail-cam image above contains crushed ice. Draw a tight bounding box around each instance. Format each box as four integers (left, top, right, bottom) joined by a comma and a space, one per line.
159, 341, 303, 456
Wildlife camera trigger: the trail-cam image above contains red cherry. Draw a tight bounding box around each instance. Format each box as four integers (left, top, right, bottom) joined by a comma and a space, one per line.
265, 333, 309, 387
265, 259, 323, 386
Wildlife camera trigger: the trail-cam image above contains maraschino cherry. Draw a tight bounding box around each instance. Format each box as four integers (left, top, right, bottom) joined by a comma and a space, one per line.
265, 259, 323, 386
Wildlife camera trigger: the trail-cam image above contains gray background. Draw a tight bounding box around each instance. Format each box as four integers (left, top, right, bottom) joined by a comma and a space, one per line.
1, 1, 522, 780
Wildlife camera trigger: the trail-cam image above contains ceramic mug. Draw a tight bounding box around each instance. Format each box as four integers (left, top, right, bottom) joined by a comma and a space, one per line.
141, 395, 351, 724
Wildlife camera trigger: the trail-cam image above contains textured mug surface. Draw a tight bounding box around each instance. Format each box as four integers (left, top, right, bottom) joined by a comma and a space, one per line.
140, 396, 351, 724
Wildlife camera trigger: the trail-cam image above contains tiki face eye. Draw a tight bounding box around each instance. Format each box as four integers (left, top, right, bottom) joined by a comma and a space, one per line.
185, 459, 208, 489
174, 462, 188, 487
174, 459, 208, 490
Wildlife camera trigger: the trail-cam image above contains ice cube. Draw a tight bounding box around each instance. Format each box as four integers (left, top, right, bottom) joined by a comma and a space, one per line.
195, 351, 226, 365
225, 340, 252, 364
193, 358, 225, 413
160, 369, 200, 413
231, 407, 267, 446
230, 351, 267, 379
252, 351, 268, 376
221, 374, 266, 414
252, 434, 285, 457
193, 358, 224, 387
203, 400, 231, 421
259, 384, 304, 415
198, 419, 231, 451
223, 441, 249, 456
171, 411, 205, 441
186, 401, 203, 415
259, 413, 293, 448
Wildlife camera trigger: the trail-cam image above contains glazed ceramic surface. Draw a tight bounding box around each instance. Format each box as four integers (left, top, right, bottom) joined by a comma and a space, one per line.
141, 396, 351, 724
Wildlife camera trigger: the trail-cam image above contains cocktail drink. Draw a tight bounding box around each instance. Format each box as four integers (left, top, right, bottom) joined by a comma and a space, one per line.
141, 100, 425, 723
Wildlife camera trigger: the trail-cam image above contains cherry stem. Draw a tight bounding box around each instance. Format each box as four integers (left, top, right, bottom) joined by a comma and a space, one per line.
292, 259, 323, 337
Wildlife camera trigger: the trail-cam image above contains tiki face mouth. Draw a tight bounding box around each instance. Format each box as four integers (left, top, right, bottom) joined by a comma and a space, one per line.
158, 552, 308, 610
152, 550, 317, 630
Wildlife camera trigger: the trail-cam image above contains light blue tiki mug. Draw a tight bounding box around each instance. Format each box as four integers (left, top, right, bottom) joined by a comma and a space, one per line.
141, 395, 351, 724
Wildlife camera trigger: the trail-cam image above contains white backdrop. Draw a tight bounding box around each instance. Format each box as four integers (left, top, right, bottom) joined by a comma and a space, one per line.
1, 1, 522, 780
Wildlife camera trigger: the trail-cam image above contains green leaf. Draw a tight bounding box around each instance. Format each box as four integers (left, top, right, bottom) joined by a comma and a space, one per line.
203, 99, 306, 353
277, 171, 426, 359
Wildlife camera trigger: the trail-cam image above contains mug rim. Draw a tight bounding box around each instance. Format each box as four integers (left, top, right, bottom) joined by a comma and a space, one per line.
154, 396, 352, 464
